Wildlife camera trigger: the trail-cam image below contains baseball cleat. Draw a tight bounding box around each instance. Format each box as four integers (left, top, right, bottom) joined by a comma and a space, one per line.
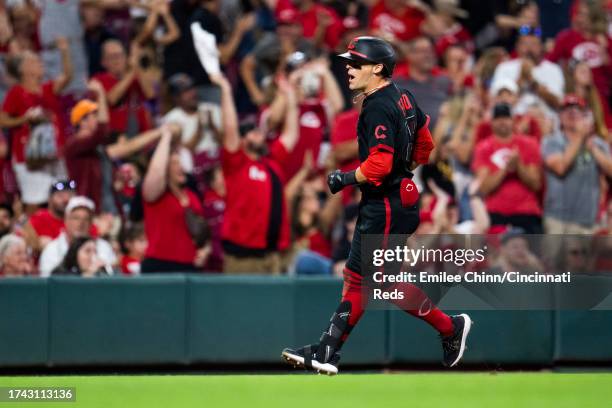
441, 313, 472, 368
281, 345, 340, 375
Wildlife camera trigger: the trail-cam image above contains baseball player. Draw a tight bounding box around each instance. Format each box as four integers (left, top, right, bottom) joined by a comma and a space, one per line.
282, 37, 472, 375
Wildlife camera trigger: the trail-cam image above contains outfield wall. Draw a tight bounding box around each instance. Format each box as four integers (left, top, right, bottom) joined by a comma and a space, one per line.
1, 275, 611, 368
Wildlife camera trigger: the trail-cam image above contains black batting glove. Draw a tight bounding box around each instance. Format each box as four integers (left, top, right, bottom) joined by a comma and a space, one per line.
327, 169, 357, 194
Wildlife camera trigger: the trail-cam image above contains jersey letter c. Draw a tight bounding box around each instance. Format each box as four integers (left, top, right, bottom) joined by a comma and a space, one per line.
374, 125, 387, 140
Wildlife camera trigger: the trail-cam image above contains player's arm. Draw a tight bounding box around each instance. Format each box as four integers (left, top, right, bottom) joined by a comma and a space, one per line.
327, 106, 395, 193
411, 101, 435, 169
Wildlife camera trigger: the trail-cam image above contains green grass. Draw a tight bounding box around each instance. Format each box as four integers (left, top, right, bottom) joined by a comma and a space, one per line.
0, 373, 610, 408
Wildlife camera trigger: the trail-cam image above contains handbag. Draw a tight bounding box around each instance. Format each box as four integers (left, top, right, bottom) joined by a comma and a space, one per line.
25, 121, 58, 170
184, 207, 210, 248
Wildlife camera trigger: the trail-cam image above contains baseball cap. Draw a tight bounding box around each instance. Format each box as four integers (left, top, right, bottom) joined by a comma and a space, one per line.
500, 227, 527, 245
277, 8, 299, 25
490, 78, 518, 96
492, 103, 512, 119
342, 16, 360, 30
50, 180, 76, 195
561, 94, 587, 110
168, 73, 195, 97
239, 116, 258, 137
70, 99, 98, 126
65, 196, 95, 215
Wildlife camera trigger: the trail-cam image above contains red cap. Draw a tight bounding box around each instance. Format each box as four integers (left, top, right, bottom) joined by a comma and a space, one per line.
277, 7, 299, 25
561, 94, 587, 109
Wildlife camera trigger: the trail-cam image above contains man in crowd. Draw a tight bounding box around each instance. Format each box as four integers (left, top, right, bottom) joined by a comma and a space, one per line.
64, 80, 111, 211
23, 180, 75, 253
542, 95, 612, 234
93, 39, 154, 136
395, 36, 452, 128
472, 103, 543, 233
275, 0, 344, 50
368, 0, 428, 42
0, 203, 13, 239
211, 71, 298, 274
263, 60, 344, 179
474, 78, 542, 144
162, 73, 221, 173
490, 26, 564, 112
39, 196, 116, 277
549, 0, 612, 123
240, 8, 313, 108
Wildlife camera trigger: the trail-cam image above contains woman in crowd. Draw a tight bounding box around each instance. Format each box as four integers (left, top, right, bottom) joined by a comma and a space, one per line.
0, 233, 32, 276
0, 38, 72, 214
52, 236, 111, 277
140, 124, 207, 273
565, 59, 610, 140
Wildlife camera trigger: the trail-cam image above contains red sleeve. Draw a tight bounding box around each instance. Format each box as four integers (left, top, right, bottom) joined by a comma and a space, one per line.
269, 139, 290, 167
529, 117, 542, 141
547, 30, 571, 62
42, 81, 57, 98
93, 73, 114, 91
221, 146, 247, 176
471, 141, 491, 173
359, 149, 393, 186
28, 213, 43, 234
475, 120, 491, 144
413, 115, 434, 164
322, 7, 344, 49
2, 87, 22, 116
520, 138, 542, 166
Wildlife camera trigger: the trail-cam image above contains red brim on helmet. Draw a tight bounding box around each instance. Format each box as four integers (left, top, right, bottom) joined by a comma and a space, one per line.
336, 50, 375, 65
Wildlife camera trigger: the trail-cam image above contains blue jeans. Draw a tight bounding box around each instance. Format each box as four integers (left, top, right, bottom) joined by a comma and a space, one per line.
294, 250, 333, 276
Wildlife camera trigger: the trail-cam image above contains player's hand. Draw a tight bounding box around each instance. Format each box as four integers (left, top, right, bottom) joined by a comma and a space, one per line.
327, 169, 355, 194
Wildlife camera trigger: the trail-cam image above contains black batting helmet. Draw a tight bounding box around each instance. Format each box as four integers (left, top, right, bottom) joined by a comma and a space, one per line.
337, 36, 396, 77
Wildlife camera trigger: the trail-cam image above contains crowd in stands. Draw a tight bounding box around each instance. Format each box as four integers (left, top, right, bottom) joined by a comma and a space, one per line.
1, 0, 612, 277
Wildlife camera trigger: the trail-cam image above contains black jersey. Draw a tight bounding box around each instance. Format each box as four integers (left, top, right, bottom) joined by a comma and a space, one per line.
357, 82, 428, 197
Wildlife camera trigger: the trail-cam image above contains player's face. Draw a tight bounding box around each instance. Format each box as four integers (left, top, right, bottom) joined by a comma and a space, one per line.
345, 61, 375, 91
